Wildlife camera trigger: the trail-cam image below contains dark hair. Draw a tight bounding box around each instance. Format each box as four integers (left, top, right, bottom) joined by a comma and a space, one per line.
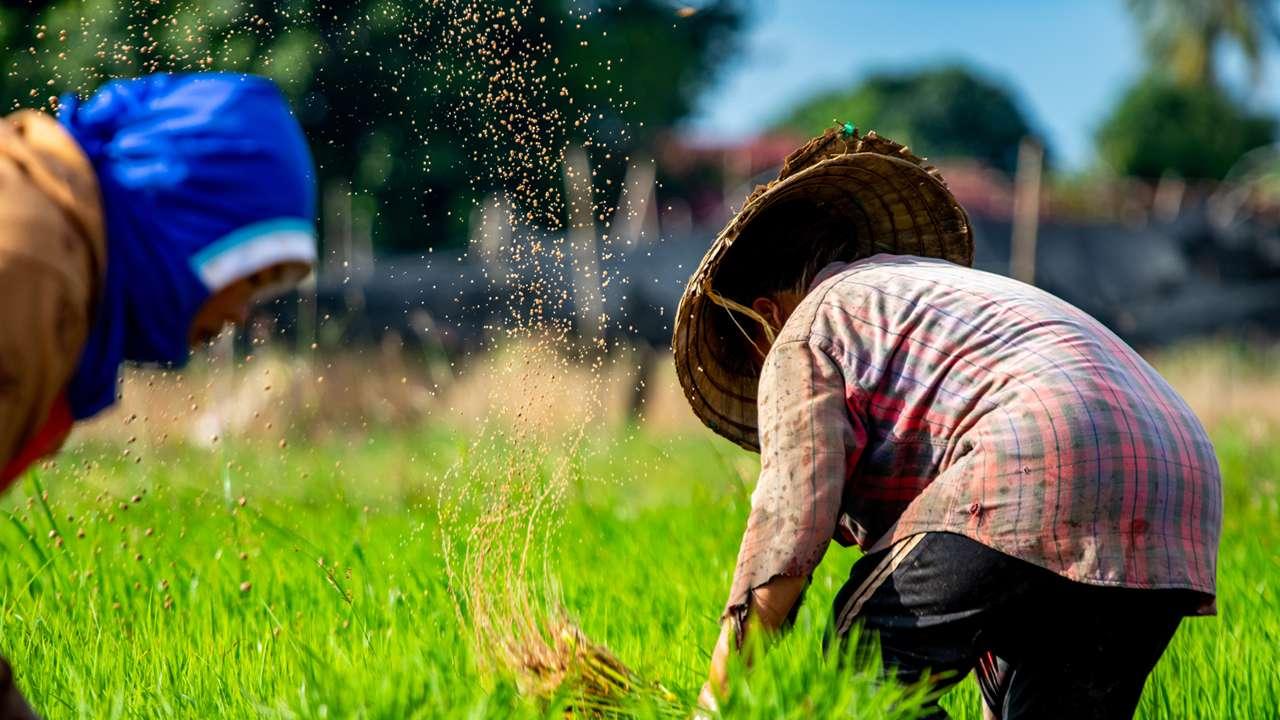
709, 198, 864, 370
715, 198, 863, 306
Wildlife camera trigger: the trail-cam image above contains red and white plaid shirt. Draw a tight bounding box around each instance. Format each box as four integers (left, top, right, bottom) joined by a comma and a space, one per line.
725, 255, 1221, 620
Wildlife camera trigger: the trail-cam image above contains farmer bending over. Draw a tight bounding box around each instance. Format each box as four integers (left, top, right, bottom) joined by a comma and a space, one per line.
0, 72, 317, 717
675, 127, 1221, 719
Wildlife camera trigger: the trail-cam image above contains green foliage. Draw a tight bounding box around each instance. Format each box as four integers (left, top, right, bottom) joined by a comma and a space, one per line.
0, 1, 745, 252
0, 422, 1277, 717
1125, 0, 1280, 88
1096, 74, 1276, 180
777, 65, 1040, 175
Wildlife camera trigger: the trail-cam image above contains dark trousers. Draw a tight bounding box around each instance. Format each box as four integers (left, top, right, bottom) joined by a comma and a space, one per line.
831, 532, 1199, 720
0, 658, 36, 720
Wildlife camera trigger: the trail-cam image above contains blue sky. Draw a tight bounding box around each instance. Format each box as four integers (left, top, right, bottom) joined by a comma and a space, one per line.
685, 0, 1280, 170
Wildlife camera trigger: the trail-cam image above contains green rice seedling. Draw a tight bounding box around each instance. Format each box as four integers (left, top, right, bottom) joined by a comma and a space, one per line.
0, 423, 1275, 718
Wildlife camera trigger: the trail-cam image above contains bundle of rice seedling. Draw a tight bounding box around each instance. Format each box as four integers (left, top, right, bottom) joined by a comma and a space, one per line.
444, 442, 688, 716
440, 340, 689, 717
503, 616, 685, 716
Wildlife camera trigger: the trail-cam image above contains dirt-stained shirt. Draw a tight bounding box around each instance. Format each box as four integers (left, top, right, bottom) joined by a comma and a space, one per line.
724, 255, 1222, 622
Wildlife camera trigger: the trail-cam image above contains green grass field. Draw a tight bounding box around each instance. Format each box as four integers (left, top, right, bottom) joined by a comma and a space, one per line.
1, 423, 1276, 718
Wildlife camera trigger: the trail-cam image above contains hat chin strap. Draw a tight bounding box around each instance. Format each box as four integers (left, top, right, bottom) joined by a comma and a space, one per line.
703, 282, 778, 360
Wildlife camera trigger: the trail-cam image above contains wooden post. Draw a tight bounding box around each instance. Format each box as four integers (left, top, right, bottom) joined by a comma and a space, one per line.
1152, 172, 1186, 224
618, 157, 657, 252
565, 146, 603, 341
1010, 138, 1043, 285
470, 193, 511, 279
323, 180, 352, 275
297, 270, 317, 353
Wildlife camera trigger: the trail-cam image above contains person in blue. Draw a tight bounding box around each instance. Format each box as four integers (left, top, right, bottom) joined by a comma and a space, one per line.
0, 72, 318, 716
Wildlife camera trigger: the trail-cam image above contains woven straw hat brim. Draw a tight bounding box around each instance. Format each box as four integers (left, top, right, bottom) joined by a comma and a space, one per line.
673, 149, 973, 452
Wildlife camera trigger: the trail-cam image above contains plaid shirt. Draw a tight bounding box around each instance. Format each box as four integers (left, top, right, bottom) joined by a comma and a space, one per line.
725, 255, 1221, 621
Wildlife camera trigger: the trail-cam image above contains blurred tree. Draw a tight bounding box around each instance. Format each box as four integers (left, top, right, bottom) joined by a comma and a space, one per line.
777, 65, 1041, 175
1096, 74, 1276, 180
0, 0, 746, 253
1125, 0, 1280, 88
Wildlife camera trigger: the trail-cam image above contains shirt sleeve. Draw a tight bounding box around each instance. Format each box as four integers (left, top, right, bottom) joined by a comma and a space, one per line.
0, 112, 97, 489
722, 337, 865, 626
0, 252, 83, 482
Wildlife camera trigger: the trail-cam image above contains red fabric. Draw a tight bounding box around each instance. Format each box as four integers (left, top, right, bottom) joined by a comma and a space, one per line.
1, 392, 73, 492
724, 255, 1222, 621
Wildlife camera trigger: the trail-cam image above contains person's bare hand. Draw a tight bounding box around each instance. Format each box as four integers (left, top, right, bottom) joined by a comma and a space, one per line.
693, 681, 721, 718
699, 575, 809, 715
706, 619, 733, 696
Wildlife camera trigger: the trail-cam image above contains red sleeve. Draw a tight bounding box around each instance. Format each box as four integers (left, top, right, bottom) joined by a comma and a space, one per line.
0, 392, 73, 493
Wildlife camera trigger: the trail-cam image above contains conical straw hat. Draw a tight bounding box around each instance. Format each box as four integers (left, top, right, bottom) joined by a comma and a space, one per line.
672, 124, 974, 451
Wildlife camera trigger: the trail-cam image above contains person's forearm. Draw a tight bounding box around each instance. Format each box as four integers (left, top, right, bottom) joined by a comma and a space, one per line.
708, 574, 807, 696
749, 574, 807, 629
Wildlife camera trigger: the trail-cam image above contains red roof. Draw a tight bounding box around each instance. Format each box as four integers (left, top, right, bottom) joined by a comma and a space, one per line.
658, 131, 806, 178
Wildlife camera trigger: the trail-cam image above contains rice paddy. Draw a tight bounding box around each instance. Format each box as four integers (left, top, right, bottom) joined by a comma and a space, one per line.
1, 410, 1276, 718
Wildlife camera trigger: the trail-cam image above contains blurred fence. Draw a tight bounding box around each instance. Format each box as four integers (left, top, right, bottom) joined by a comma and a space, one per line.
244, 141, 1280, 363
